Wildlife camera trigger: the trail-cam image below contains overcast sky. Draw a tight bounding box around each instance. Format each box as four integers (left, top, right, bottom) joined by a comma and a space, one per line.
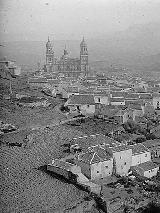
0, 0, 160, 41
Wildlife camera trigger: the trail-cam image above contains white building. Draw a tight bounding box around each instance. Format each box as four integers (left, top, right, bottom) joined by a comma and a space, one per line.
130, 144, 151, 167
64, 94, 95, 116
152, 93, 160, 109
131, 161, 159, 179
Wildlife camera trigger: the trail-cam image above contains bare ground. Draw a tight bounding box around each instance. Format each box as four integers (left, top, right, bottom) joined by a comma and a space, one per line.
0, 101, 88, 213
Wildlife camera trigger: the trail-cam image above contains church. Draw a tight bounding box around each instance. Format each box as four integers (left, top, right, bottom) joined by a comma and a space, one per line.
45, 37, 89, 78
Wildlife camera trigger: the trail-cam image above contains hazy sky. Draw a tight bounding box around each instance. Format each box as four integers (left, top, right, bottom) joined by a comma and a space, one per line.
0, 0, 160, 41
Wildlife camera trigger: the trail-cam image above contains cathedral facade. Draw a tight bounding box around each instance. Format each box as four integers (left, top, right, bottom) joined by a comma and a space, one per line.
45, 37, 89, 78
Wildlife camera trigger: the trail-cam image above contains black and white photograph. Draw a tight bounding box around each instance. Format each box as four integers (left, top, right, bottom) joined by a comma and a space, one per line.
1, 0, 160, 212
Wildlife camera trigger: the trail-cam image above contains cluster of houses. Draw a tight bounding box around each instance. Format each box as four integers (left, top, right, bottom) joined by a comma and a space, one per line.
48, 133, 159, 185
28, 73, 160, 124
27, 72, 160, 182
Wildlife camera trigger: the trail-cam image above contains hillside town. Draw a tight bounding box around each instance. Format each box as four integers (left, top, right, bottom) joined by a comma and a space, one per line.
1, 36, 160, 213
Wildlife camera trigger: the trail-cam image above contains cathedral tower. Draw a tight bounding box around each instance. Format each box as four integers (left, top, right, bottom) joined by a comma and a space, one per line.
80, 37, 89, 75
46, 37, 54, 72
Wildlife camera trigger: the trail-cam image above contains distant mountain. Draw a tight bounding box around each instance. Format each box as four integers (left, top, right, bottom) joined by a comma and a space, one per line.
1, 23, 160, 73
132, 53, 160, 71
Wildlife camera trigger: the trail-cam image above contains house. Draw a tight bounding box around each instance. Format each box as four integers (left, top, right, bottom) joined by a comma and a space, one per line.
106, 125, 125, 137
95, 105, 119, 119
142, 102, 154, 116
138, 81, 148, 91
106, 145, 132, 176
150, 125, 160, 134
114, 108, 134, 123
96, 75, 108, 85
149, 125, 160, 139
142, 139, 160, 158
129, 144, 151, 167
131, 161, 159, 179
110, 92, 125, 98
152, 93, 160, 109
47, 79, 59, 88
0, 60, 21, 76
110, 98, 125, 106
64, 94, 95, 116
130, 80, 148, 92
139, 93, 152, 100
70, 134, 118, 153
93, 91, 110, 106
28, 77, 48, 88
61, 86, 79, 99
76, 145, 113, 180
128, 103, 144, 120
124, 93, 139, 101
85, 76, 97, 83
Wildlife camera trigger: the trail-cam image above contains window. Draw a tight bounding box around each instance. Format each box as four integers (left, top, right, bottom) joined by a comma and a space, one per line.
149, 171, 150, 173
97, 171, 99, 173
145, 154, 147, 157
124, 162, 126, 165
120, 156, 122, 159
98, 98, 100, 103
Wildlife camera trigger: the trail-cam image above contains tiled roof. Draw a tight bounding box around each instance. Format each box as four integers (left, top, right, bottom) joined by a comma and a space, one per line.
142, 139, 160, 148
65, 86, 79, 93
93, 91, 108, 96
78, 145, 112, 164
79, 152, 103, 164
128, 103, 143, 110
109, 144, 131, 153
139, 93, 152, 99
47, 79, 59, 85
115, 108, 133, 116
67, 94, 95, 105
129, 144, 150, 155
71, 134, 119, 152
89, 145, 111, 160
125, 93, 139, 100
133, 161, 159, 172
85, 76, 97, 81
150, 125, 160, 133
153, 93, 160, 98
28, 77, 48, 83
111, 92, 126, 98
110, 98, 125, 102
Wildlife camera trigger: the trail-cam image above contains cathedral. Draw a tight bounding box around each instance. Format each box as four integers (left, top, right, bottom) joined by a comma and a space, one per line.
45, 37, 89, 78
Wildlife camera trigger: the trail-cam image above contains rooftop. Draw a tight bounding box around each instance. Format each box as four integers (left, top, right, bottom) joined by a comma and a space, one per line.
28, 77, 48, 83
110, 98, 125, 102
67, 94, 95, 105
142, 139, 160, 148
108, 144, 131, 153
78, 145, 112, 164
132, 161, 159, 172
129, 143, 150, 155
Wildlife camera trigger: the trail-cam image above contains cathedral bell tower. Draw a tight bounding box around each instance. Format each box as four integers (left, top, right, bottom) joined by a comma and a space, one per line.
80, 37, 89, 75
46, 36, 54, 72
